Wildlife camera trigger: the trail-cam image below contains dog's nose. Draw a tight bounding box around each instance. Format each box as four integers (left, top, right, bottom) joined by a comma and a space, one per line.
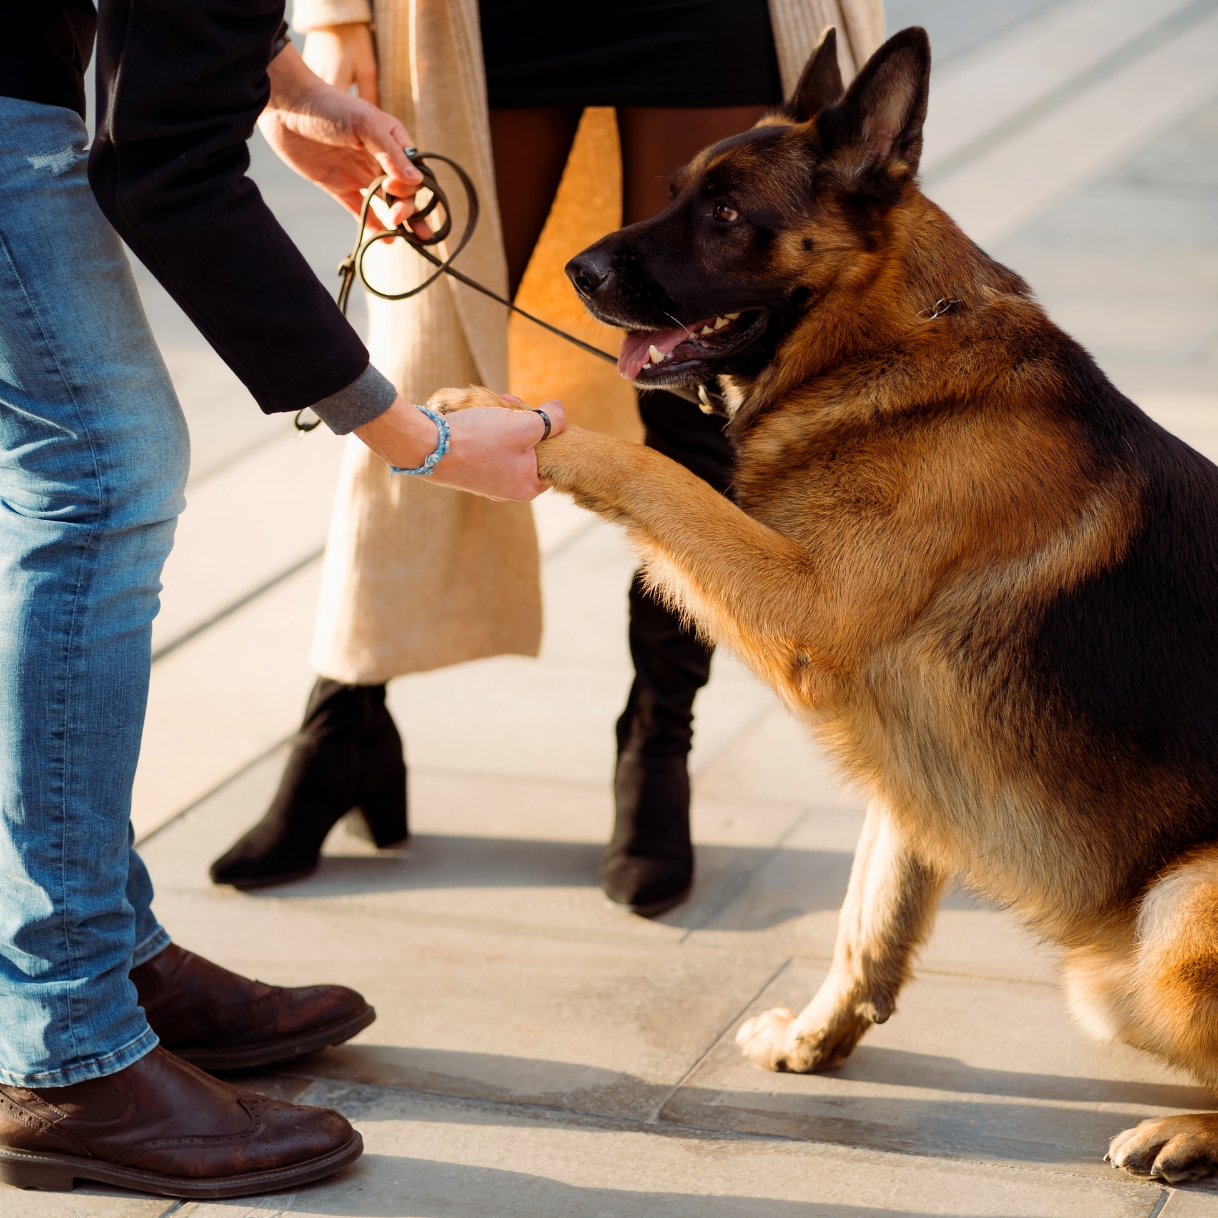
566, 251, 612, 298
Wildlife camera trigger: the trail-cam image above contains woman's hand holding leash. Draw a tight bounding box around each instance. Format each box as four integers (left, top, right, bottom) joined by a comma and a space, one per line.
260, 44, 421, 230
355, 395, 566, 502
274, 31, 571, 498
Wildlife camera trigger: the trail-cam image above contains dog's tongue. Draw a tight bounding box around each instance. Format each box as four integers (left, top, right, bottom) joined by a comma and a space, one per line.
617, 326, 691, 380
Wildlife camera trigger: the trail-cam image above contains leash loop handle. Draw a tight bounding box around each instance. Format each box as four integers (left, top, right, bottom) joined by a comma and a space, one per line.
339, 152, 476, 312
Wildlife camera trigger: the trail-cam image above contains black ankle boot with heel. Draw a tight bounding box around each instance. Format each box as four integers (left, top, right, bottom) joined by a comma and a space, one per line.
601, 577, 714, 917
210, 678, 407, 889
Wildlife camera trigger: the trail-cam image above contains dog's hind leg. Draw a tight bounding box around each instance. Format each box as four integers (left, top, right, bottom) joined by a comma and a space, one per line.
736, 799, 945, 1072
1064, 846, 1218, 1182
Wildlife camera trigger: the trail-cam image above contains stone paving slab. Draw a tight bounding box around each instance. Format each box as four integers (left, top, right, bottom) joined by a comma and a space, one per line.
1167, 1191, 1218, 1217
139, 764, 787, 1123
3, 1195, 176, 1218
141, 736, 821, 951
919, 0, 1199, 180
154, 428, 346, 655
133, 561, 322, 839
146, 894, 785, 1127
1004, 94, 1218, 411
932, 5, 1218, 248
693, 703, 863, 809
30, 1088, 1218, 1217
168, 1086, 1176, 1218
663, 960, 1210, 1174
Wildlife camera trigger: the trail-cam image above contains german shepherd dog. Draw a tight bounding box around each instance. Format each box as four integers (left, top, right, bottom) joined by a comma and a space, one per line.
439, 27, 1218, 1181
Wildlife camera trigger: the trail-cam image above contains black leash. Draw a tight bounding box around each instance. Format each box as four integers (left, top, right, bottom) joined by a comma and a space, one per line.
295, 149, 724, 431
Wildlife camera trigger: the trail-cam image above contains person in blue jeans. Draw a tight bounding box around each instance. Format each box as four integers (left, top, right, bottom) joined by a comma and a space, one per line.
0, 0, 560, 1200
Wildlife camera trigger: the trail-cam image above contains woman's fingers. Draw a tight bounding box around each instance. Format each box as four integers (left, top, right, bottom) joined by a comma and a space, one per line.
430, 405, 563, 499
497, 394, 566, 440
354, 106, 420, 190
535, 398, 567, 438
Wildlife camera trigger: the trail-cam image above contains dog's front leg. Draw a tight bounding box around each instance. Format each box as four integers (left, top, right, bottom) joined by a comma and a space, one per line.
536, 426, 820, 668
737, 800, 945, 1073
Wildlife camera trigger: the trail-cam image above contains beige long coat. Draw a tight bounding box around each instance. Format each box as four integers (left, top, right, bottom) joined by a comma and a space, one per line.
292, 0, 885, 683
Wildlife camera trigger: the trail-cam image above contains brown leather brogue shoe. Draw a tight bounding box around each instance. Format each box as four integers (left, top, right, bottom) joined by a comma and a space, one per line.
0, 1045, 361, 1197
132, 944, 375, 1071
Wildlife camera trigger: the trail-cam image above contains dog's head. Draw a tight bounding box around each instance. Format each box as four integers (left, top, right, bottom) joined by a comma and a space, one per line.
566, 27, 931, 395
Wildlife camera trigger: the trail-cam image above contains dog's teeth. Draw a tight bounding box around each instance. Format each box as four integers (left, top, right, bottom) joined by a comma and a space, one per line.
725, 312, 740, 320
642, 362, 652, 370
649, 344, 666, 364
700, 325, 714, 335
714, 316, 729, 330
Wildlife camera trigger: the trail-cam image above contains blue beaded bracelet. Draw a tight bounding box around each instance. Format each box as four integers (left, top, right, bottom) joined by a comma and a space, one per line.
389, 405, 450, 476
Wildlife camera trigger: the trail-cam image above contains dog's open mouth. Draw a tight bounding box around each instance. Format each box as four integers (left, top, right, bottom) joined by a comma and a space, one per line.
618, 309, 769, 385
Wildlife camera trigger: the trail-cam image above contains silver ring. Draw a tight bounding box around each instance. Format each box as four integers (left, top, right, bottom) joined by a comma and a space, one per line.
533, 408, 552, 441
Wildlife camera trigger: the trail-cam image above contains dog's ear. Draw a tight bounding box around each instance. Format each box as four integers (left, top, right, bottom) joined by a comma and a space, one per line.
786, 27, 844, 122
817, 26, 930, 184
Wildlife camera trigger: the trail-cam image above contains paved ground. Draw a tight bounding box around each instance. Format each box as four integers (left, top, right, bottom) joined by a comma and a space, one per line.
24, 1, 1218, 1214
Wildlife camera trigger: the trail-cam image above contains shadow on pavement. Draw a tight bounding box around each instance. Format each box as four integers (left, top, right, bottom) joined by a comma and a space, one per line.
263, 1045, 1215, 1169
242, 835, 857, 926
305, 1154, 1053, 1218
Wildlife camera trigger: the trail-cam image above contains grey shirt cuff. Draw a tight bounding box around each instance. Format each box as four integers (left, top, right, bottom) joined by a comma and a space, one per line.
309, 364, 398, 434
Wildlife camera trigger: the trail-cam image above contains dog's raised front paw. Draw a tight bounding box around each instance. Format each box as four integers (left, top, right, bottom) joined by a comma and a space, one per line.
426, 385, 512, 415
1108, 1114, 1218, 1183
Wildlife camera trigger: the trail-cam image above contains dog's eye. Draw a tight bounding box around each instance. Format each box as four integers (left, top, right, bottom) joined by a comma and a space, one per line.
713, 202, 739, 223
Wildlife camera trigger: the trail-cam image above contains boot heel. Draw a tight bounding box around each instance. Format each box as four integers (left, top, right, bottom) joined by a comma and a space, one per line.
357, 772, 408, 848
0, 1155, 76, 1191
355, 703, 408, 848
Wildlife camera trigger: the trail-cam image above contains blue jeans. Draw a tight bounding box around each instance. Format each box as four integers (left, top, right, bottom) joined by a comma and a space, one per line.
0, 97, 188, 1085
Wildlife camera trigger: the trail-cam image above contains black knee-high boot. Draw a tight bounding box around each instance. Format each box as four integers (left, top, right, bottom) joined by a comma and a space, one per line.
602, 388, 735, 915
209, 678, 407, 889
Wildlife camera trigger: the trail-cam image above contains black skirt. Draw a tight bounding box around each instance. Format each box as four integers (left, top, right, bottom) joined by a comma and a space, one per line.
479, 0, 784, 110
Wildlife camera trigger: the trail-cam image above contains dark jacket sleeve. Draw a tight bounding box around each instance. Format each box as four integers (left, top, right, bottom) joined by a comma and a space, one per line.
88, 0, 371, 416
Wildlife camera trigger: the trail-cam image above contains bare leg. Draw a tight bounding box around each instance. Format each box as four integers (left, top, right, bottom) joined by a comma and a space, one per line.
737, 800, 945, 1072
488, 107, 583, 297
616, 106, 770, 225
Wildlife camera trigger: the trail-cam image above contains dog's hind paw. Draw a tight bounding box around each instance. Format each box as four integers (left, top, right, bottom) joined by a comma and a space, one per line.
1108, 1114, 1218, 1183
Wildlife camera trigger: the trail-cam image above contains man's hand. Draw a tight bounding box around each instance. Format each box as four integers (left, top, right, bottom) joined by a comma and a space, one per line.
260, 45, 420, 230
356, 395, 567, 501
303, 24, 379, 105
